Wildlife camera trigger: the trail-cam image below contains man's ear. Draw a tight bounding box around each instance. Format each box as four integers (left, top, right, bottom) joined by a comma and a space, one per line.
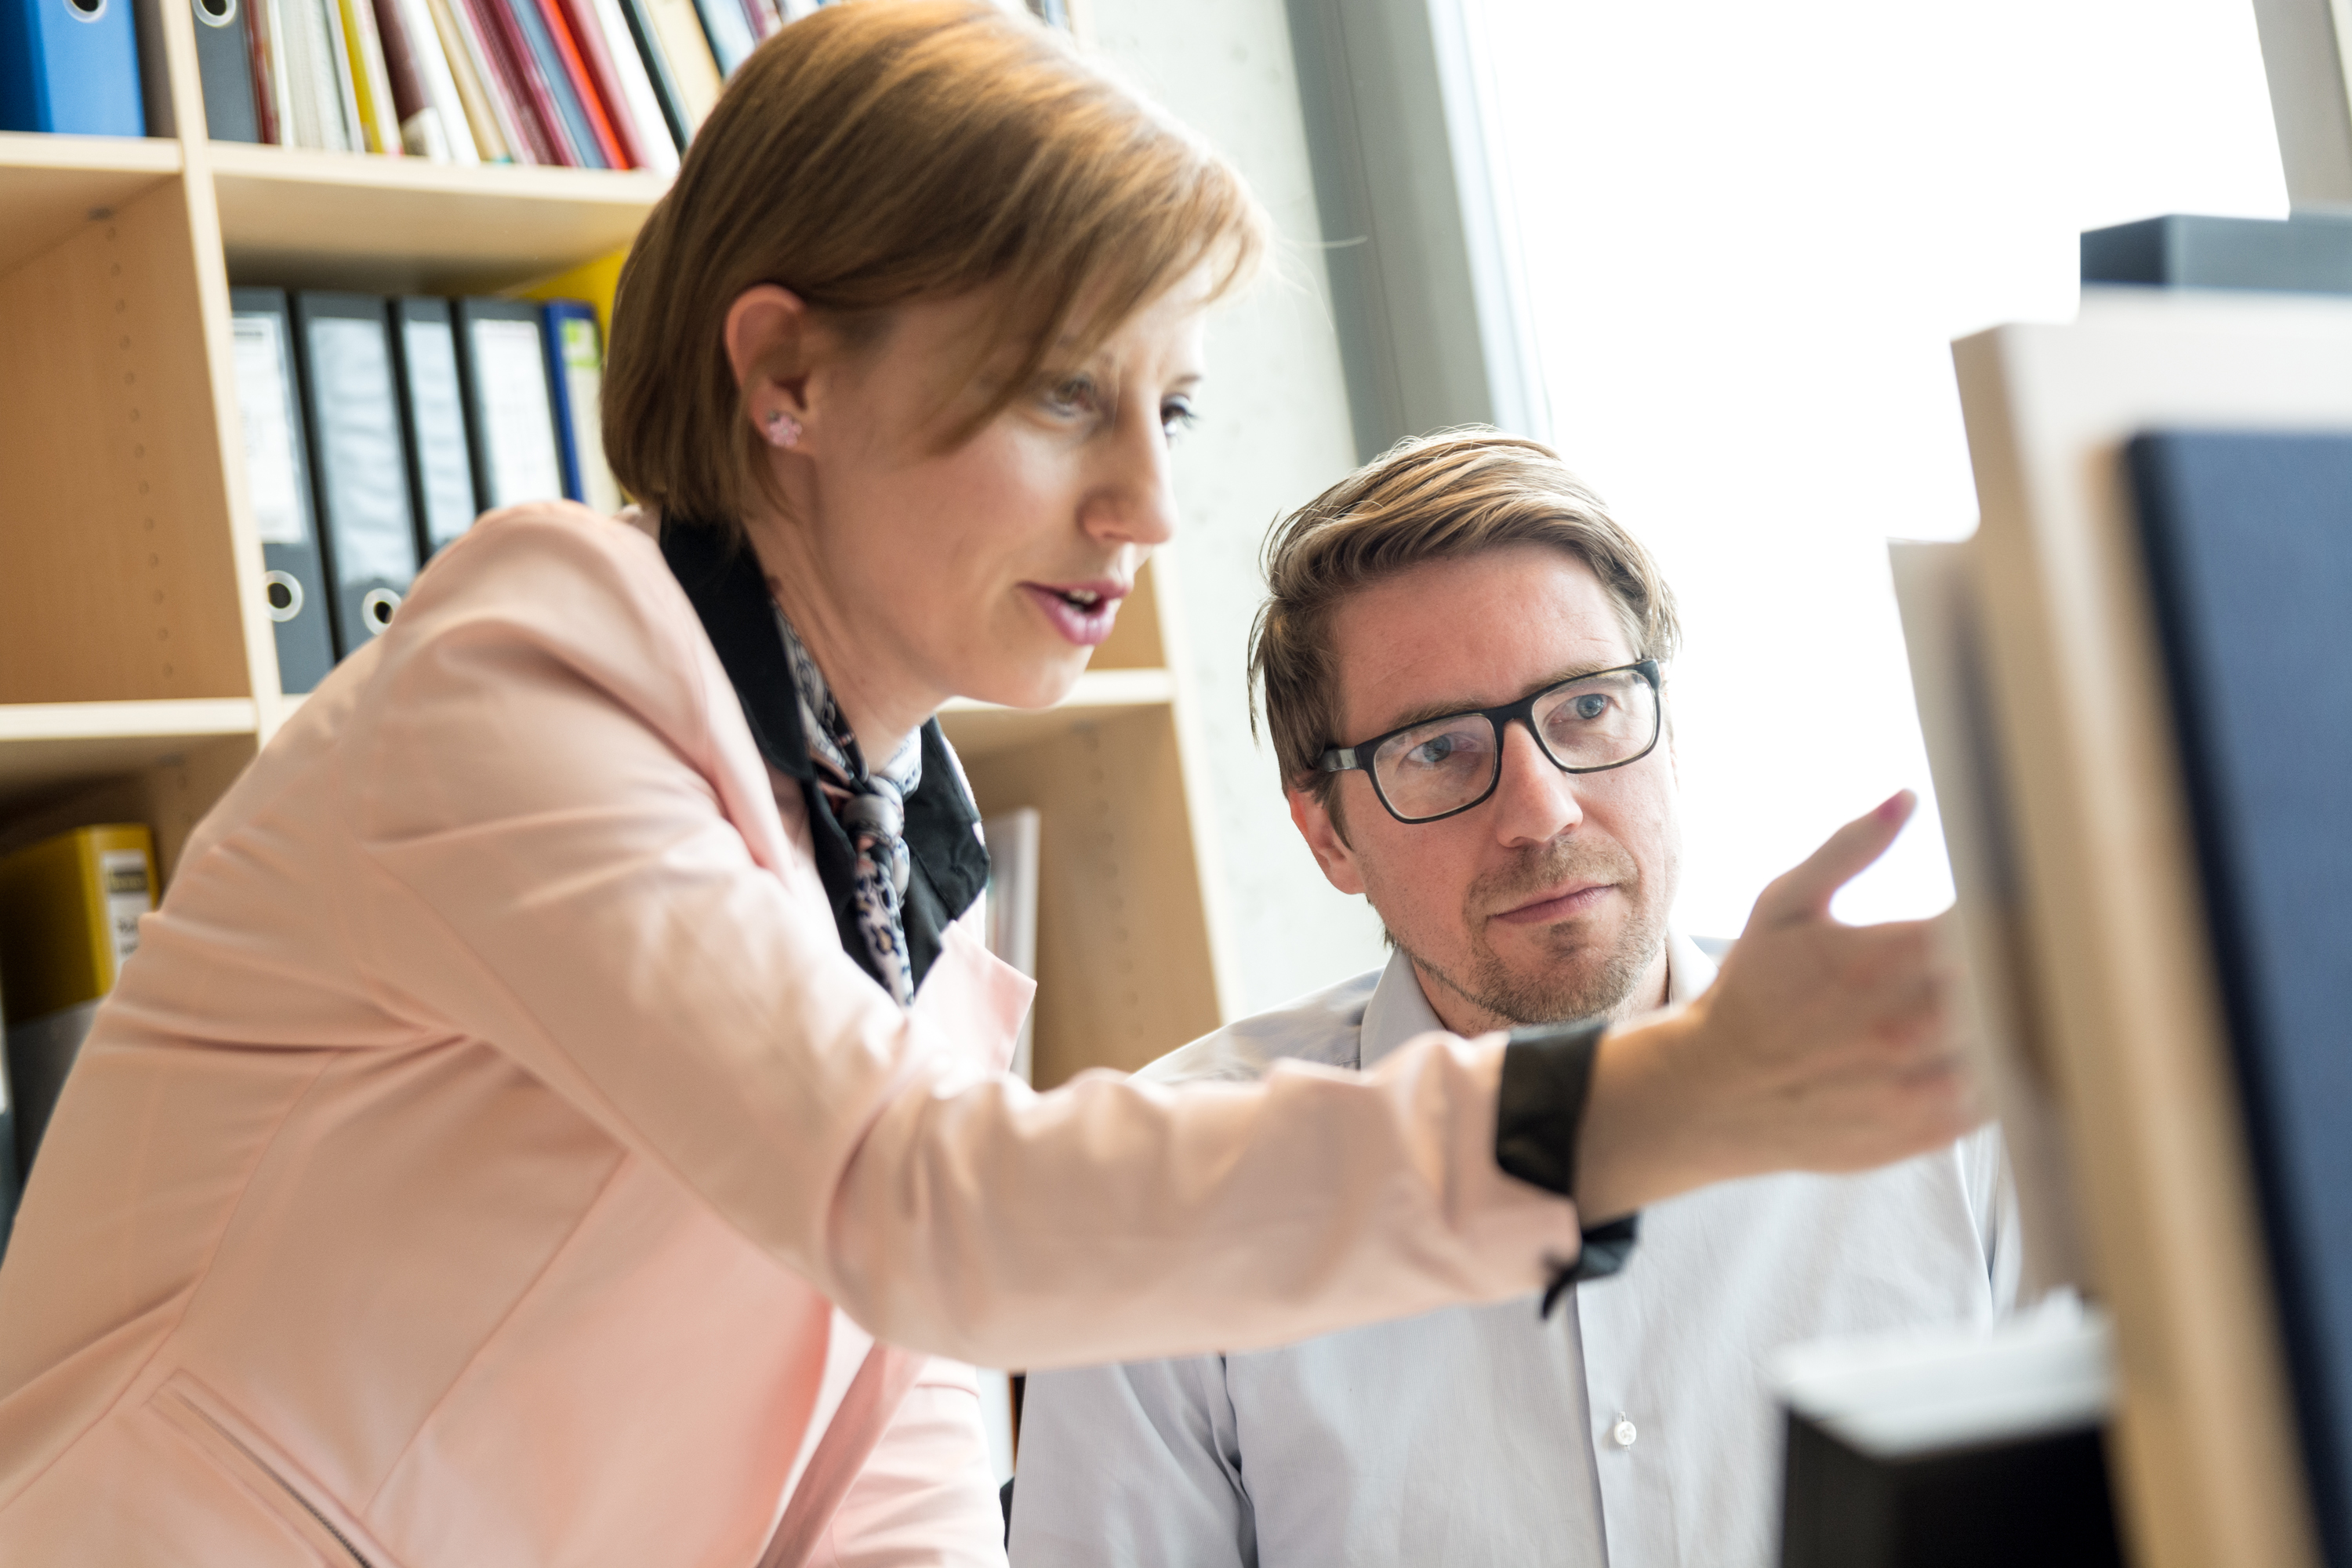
1288, 785, 1367, 896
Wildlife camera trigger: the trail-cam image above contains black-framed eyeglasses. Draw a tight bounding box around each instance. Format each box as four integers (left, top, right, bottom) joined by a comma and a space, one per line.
1315, 659, 1663, 825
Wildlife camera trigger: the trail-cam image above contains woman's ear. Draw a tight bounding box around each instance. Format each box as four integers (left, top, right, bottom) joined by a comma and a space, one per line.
725, 285, 817, 447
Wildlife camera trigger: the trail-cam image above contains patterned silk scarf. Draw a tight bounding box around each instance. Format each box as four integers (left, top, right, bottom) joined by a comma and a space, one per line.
772, 606, 923, 1006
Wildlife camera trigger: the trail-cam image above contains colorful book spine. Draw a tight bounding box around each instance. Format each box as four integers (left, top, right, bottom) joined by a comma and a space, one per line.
633, 0, 717, 134
528, 0, 623, 168
688, 0, 750, 78
183, 0, 751, 167
277, 0, 332, 148
317, 0, 365, 150
612, 0, 687, 150
551, 0, 647, 169
542, 299, 621, 511
340, 0, 407, 154
583, 0, 675, 167
390, 0, 478, 160
427, 0, 517, 162
488, 0, 589, 165
461, 0, 557, 163
245, 0, 281, 142
370, 0, 445, 157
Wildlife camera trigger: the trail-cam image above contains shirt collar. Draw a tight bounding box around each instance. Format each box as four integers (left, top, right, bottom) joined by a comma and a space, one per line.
1359, 950, 1450, 1072
1358, 929, 1719, 1071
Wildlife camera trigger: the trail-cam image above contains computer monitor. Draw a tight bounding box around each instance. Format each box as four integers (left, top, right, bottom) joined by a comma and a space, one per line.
1888, 536, 2086, 1305
1905, 285, 2352, 1568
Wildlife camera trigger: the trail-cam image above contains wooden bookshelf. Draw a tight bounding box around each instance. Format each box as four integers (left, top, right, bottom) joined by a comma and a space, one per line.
0, 720, 255, 885
0, 0, 1232, 1083
940, 668, 1178, 755
208, 144, 666, 292
0, 133, 183, 272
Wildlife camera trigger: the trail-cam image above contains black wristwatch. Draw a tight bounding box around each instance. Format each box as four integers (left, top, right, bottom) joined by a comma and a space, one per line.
1495, 1017, 1642, 1315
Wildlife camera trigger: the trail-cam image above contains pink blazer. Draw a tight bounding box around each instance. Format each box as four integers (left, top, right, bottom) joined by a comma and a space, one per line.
0, 505, 1583, 1566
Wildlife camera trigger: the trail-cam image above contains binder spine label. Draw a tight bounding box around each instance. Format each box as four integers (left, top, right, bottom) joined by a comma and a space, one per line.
556, 313, 619, 513
310, 315, 419, 586
232, 314, 309, 546
400, 315, 478, 547
474, 316, 563, 505
100, 849, 149, 979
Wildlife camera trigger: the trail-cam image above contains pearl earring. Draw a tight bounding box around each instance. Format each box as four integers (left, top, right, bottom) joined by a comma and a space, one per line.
763, 409, 803, 449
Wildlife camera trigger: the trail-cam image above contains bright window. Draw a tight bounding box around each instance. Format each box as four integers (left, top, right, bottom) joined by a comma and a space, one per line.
1468, 0, 2288, 935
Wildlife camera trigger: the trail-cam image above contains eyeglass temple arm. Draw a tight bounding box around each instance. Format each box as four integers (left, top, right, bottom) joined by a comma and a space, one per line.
1315, 662, 1661, 779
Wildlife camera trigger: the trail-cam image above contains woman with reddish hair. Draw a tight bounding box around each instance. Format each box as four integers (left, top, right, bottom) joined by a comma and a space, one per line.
0, 5, 1967, 1562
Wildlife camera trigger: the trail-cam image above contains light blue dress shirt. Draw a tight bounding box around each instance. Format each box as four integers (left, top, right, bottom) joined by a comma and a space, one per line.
1011, 936, 2016, 1568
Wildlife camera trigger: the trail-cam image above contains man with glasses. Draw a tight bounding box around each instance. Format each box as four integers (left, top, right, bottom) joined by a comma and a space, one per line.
1008, 432, 2013, 1568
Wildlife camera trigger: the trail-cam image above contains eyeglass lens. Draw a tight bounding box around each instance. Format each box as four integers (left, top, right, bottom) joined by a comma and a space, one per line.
1369, 668, 1658, 822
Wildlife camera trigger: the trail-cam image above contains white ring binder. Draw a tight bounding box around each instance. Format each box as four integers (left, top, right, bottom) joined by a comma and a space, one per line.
361, 586, 401, 633
262, 570, 304, 623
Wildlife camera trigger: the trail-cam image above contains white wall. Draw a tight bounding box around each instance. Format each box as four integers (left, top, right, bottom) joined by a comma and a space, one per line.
1082, 0, 1392, 1014
1474, 0, 2288, 938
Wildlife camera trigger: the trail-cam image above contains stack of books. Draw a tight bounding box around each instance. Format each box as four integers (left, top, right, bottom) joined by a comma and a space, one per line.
190, 0, 822, 165
8, 0, 1069, 148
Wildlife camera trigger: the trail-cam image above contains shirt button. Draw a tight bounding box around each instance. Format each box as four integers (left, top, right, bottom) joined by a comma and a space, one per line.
1610, 1414, 1638, 1449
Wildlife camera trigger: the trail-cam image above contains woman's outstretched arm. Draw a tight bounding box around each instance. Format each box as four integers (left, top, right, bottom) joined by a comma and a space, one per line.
345, 507, 1969, 1370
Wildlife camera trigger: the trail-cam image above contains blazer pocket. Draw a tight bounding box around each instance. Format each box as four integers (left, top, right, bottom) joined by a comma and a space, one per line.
149, 1375, 384, 1568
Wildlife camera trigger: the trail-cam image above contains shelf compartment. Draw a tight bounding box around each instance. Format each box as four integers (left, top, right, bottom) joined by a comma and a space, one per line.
0, 177, 255, 707
0, 133, 183, 274
0, 701, 260, 880
941, 668, 1221, 1080
936, 668, 1177, 760
207, 145, 666, 293
0, 699, 257, 798
953, 692, 1221, 1087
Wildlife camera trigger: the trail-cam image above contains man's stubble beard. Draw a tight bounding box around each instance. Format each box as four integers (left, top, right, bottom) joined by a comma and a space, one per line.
1388, 833, 1668, 1029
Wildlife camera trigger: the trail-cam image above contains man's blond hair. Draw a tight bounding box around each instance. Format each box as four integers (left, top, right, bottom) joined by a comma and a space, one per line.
1250, 430, 1681, 808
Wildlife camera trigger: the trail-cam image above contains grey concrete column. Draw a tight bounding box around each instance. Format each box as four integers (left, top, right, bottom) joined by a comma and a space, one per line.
2252, 0, 2352, 205
1285, 0, 1548, 459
